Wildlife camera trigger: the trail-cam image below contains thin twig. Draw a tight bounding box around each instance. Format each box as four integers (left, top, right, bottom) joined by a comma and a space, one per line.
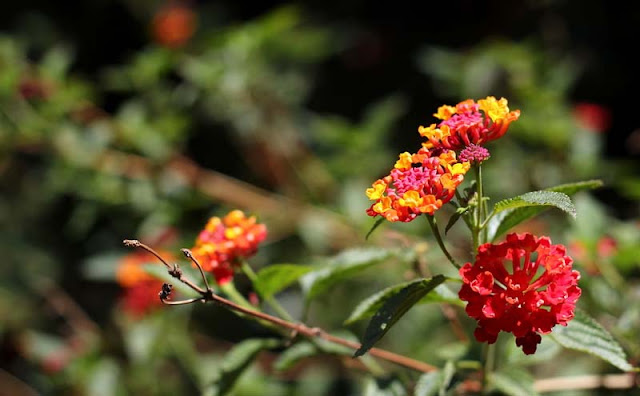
181, 248, 212, 292
124, 240, 438, 374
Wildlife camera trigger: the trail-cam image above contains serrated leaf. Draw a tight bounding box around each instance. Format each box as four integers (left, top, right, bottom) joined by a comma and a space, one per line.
488, 180, 602, 241
300, 247, 415, 301
550, 309, 634, 372
366, 217, 386, 240
493, 191, 575, 217
354, 275, 446, 357
254, 264, 313, 298
206, 338, 282, 396
489, 366, 537, 396
445, 207, 469, 235
345, 276, 451, 325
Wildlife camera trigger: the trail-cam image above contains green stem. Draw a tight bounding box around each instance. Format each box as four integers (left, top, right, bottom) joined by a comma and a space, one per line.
473, 165, 486, 250
219, 281, 254, 310
240, 260, 296, 322
426, 215, 460, 269
482, 342, 497, 393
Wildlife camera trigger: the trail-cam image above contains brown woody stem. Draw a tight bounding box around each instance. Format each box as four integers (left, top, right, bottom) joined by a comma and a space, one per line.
124, 240, 438, 374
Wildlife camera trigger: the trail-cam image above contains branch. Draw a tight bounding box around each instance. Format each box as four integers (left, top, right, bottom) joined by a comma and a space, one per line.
534, 373, 638, 393
124, 240, 438, 374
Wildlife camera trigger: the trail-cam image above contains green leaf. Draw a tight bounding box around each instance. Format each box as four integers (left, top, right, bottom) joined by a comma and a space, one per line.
363, 376, 408, 396
206, 338, 282, 396
345, 276, 451, 325
419, 284, 465, 307
445, 206, 469, 235
273, 341, 318, 371
353, 275, 446, 357
493, 191, 575, 217
489, 366, 538, 396
366, 217, 386, 240
488, 180, 602, 241
550, 309, 634, 372
414, 361, 455, 396
300, 247, 415, 301
254, 264, 313, 298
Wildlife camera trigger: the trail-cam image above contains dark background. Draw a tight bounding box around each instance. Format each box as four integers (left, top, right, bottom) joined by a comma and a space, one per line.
2, 0, 639, 160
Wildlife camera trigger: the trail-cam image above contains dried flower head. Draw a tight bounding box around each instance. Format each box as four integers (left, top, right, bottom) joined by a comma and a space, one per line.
366, 148, 470, 222
459, 233, 581, 354
419, 96, 520, 151
191, 210, 267, 284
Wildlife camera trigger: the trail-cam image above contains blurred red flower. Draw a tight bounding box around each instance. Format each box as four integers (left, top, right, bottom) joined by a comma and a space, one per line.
573, 102, 611, 133
151, 2, 197, 48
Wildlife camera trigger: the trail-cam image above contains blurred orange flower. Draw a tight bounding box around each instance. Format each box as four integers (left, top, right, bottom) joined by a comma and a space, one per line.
151, 2, 197, 48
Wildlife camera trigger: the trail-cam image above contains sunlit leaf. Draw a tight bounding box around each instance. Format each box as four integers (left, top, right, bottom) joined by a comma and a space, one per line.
414, 361, 455, 396
254, 264, 313, 298
550, 309, 634, 372
493, 191, 575, 217
300, 247, 415, 301
345, 276, 451, 325
488, 180, 602, 241
353, 276, 446, 357
489, 366, 537, 396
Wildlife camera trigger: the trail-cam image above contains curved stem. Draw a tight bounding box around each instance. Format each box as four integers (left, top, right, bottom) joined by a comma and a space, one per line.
426, 215, 460, 269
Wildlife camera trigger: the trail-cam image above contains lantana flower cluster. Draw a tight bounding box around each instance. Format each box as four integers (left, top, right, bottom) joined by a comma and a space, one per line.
419, 96, 521, 151
366, 148, 470, 222
116, 250, 172, 316
366, 96, 519, 222
458, 233, 581, 354
191, 210, 267, 284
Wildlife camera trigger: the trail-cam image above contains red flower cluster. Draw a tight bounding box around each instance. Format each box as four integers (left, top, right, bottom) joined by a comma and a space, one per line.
116, 250, 171, 317
366, 148, 470, 222
191, 210, 267, 284
459, 233, 581, 354
419, 97, 520, 151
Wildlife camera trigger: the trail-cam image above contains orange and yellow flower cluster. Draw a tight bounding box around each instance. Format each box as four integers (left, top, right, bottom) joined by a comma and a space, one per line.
366, 96, 519, 222
191, 210, 267, 284
366, 148, 470, 222
420, 96, 520, 151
